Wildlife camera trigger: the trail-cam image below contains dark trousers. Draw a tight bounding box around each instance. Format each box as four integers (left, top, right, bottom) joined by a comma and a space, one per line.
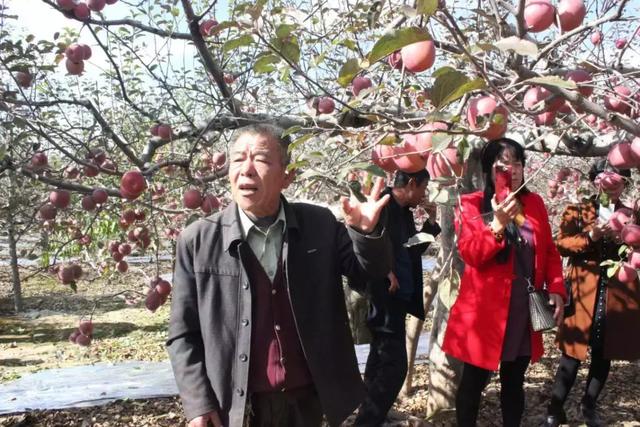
354, 332, 408, 426
247, 386, 323, 427
456, 356, 530, 427
547, 348, 611, 415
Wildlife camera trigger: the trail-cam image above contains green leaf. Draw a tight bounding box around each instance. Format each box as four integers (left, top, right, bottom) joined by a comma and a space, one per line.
337, 58, 361, 87
26, 34, 35, 43
430, 132, 454, 153
272, 37, 300, 64
416, 0, 439, 16
170, 7, 180, 17
282, 125, 302, 137
253, 54, 280, 73
276, 24, 296, 39
606, 264, 619, 278
524, 76, 577, 90
618, 244, 629, 257
433, 74, 485, 109
431, 69, 468, 106
494, 36, 538, 57
288, 133, 314, 153
367, 27, 431, 64
432, 66, 456, 78
287, 159, 309, 172
223, 34, 255, 53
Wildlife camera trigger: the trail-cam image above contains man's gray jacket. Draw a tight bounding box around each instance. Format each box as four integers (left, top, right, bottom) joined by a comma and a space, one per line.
167, 198, 391, 426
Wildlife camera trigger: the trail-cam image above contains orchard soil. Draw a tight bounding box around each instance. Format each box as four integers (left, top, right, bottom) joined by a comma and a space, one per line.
1, 266, 639, 426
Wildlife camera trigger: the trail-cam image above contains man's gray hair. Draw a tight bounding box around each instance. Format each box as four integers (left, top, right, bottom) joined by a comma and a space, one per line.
229, 123, 291, 165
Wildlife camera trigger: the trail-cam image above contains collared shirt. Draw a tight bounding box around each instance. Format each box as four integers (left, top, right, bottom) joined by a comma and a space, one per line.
238, 205, 286, 282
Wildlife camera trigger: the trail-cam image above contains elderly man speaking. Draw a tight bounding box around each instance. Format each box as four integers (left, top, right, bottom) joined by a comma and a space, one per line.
167, 123, 392, 427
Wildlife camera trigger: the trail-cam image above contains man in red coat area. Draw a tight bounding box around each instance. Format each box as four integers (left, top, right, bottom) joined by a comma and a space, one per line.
442, 138, 565, 426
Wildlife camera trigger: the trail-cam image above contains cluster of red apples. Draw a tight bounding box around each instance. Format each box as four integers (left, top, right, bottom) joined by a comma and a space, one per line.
68, 319, 94, 346
145, 276, 172, 312
56, 0, 118, 20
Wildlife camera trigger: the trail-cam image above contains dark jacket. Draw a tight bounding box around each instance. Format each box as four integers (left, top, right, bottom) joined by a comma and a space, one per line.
555, 197, 640, 361
360, 188, 440, 335
166, 199, 391, 427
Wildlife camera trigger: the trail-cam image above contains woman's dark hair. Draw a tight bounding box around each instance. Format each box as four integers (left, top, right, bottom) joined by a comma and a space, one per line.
479, 138, 530, 263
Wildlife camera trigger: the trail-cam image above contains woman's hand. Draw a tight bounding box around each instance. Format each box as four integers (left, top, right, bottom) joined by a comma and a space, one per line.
387, 271, 399, 294
490, 193, 520, 232
549, 293, 565, 327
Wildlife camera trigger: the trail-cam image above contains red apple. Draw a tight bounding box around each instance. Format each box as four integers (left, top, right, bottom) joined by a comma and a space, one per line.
371, 144, 397, 173
609, 208, 634, 232
523, 86, 564, 112
31, 151, 48, 169
391, 142, 427, 173
73, 2, 91, 19
65, 165, 80, 179
81, 195, 96, 211
79, 319, 93, 336
317, 97, 335, 114
604, 86, 632, 114
150, 124, 159, 136
111, 251, 123, 262
157, 124, 173, 141
629, 251, 640, 269
91, 188, 108, 204
621, 224, 640, 247
155, 280, 172, 297
565, 69, 593, 97
201, 193, 220, 214
183, 189, 203, 210
607, 142, 637, 169
50, 190, 71, 209
80, 44, 92, 60
617, 263, 638, 283
134, 209, 146, 221
39, 203, 58, 220
400, 40, 436, 73
524, 0, 556, 32
591, 31, 602, 45
116, 260, 128, 273
83, 164, 99, 177
120, 170, 146, 198
71, 264, 83, 279
105, 0, 117, 4
426, 146, 464, 180
121, 209, 136, 224
58, 266, 75, 284
145, 289, 162, 312
65, 43, 84, 62
630, 137, 640, 163
352, 76, 372, 96
65, 58, 84, 75
75, 333, 91, 346
535, 111, 556, 126
15, 71, 33, 88
223, 73, 235, 84
87, 0, 105, 11
467, 96, 509, 139
199, 19, 219, 37
57, 0, 76, 10
615, 38, 627, 49
557, 0, 586, 32
68, 330, 80, 343
118, 243, 131, 256
405, 121, 448, 159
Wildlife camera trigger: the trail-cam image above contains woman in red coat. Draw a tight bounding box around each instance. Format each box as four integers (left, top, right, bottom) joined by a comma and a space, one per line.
442, 138, 566, 426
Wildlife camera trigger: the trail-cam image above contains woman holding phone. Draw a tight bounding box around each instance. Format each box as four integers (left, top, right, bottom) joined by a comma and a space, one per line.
542, 160, 640, 427
442, 138, 566, 426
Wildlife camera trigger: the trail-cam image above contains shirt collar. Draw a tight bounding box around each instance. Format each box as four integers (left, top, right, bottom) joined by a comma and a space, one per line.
238, 203, 286, 239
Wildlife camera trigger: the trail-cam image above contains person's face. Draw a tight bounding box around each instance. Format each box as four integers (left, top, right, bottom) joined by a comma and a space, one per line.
406, 179, 428, 208
491, 146, 524, 191
229, 133, 293, 218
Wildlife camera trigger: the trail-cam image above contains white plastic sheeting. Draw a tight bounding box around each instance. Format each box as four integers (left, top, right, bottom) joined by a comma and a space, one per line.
0, 334, 430, 415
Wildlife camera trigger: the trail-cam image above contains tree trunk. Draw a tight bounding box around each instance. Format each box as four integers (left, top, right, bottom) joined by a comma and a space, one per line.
424, 148, 484, 421
7, 167, 23, 313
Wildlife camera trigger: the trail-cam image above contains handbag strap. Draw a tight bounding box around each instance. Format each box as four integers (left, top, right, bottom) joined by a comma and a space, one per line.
512, 227, 536, 293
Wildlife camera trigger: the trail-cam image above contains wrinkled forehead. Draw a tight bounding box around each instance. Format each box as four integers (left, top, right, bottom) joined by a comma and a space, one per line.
231, 132, 279, 155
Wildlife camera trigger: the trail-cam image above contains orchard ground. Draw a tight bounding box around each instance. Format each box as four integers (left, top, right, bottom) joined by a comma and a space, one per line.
1, 265, 640, 426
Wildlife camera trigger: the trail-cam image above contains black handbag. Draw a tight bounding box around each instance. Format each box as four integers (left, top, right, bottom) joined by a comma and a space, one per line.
563, 270, 575, 318
514, 233, 556, 332
526, 281, 557, 332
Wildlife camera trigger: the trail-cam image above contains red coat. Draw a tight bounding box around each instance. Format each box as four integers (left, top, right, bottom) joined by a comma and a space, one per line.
442, 191, 565, 370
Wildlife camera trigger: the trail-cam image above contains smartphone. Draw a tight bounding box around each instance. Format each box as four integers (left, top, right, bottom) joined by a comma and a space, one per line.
494, 164, 512, 203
